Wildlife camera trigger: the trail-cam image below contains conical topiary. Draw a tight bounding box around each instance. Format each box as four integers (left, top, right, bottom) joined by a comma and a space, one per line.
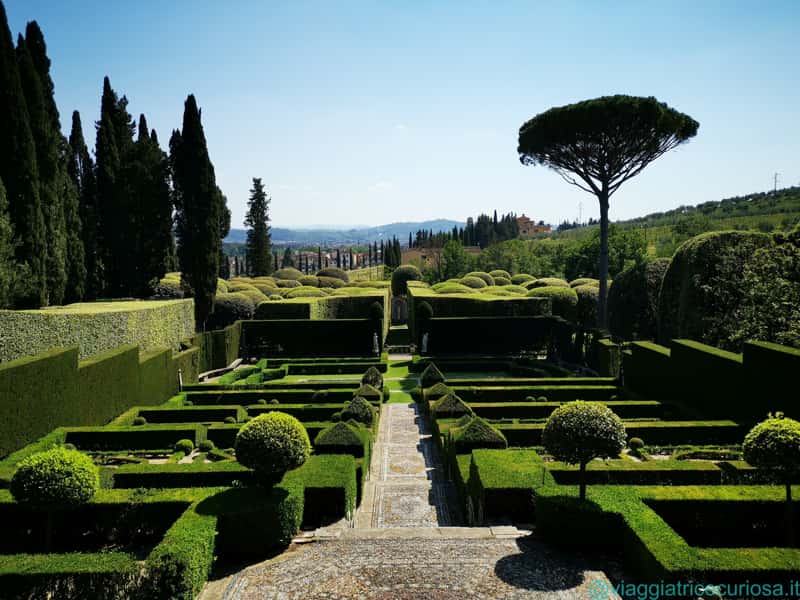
353, 383, 382, 402
314, 421, 368, 457
421, 362, 445, 388
431, 392, 472, 418
425, 382, 453, 401
361, 366, 383, 390
341, 396, 376, 426
452, 417, 508, 453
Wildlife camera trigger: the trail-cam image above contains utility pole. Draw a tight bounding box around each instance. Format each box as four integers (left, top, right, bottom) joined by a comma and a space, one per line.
578, 201, 583, 225
774, 172, 780, 192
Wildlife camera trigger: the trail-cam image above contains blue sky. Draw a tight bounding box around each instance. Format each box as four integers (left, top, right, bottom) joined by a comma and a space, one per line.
6, 1, 799, 229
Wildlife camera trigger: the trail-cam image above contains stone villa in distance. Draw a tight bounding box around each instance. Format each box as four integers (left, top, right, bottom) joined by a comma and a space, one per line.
517, 214, 551, 238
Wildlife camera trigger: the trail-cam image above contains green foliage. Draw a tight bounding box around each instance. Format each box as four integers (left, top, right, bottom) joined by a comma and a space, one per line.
234, 412, 311, 477
340, 396, 376, 426
441, 240, 471, 279
743, 415, 800, 479
465, 271, 494, 286
174, 439, 194, 455
314, 421, 369, 458
564, 225, 646, 281
526, 286, 578, 321
488, 269, 511, 280
431, 392, 472, 418
244, 178, 273, 276
460, 275, 487, 289
133, 416, 147, 426
284, 286, 328, 298
207, 293, 254, 329
391, 264, 422, 295
657, 230, 772, 350
569, 277, 598, 287
361, 366, 383, 390
574, 284, 599, 329
511, 273, 535, 285
273, 267, 303, 280
0, 299, 195, 362
298, 275, 319, 287
451, 417, 508, 454
316, 267, 349, 282
608, 258, 670, 341
527, 277, 569, 288
492, 276, 511, 286
421, 362, 445, 387
171, 94, 225, 329
10, 447, 98, 507
198, 440, 214, 452
628, 437, 645, 451
431, 282, 476, 294
543, 401, 626, 467
417, 300, 434, 323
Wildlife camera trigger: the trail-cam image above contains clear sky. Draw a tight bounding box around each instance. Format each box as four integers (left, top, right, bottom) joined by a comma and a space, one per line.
6, 0, 799, 229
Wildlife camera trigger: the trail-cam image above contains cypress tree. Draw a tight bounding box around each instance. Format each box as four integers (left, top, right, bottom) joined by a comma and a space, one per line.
281, 247, 294, 268
218, 187, 230, 278
68, 111, 102, 298
17, 29, 67, 305
244, 178, 273, 276
0, 177, 20, 307
317, 246, 322, 271
336, 248, 341, 268
0, 4, 46, 306
170, 95, 223, 329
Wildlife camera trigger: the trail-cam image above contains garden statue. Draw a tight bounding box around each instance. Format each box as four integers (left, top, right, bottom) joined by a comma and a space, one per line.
421, 332, 429, 353
372, 332, 379, 354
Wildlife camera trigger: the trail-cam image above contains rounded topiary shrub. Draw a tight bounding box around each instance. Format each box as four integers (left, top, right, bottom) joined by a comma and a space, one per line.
569, 278, 599, 288
133, 416, 147, 426
460, 276, 488, 289
368, 301, 384, 321
432, 282, 476, 294
391, 264, 422, 296
273, 267, 304, 281
743, 415, 800, 478
528, 277, 570, 289
488, 269, 512, 280
608, 258, 670, 341
207, 292, 255, 329
492, 276, 512, 286
574, 284, 599, 329
628, 437, 644, 451
285, 286, 328, 298
362, 366, 384, 390
316, 267, 349, 283
269, 398, 280, 405
235, 412, 311, 477
298, 275, 320, 287
11, 448, 99, 507
317, 276, 346, 288
341, 396, 376, 426
543, 401, 626, 500
175, 439, 194, 455
417, 301, 433, 322
276, 279, 302, 288
465, 271, 494, 286
199, 440, 215, 452
657, 231, 772, 349
224, 416, 237, 424
511, 273, 535, 285
526, 286, 579, 322
152, 277, 184, 299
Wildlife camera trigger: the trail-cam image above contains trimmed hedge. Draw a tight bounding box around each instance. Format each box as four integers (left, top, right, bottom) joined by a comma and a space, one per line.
423, 316, 572, 355
0, 299, 195, 362
450, 384, 618, 403
64, 425, 202, 451
137, 406, 245, 424
526, 286, 578, 322
185, 389, 354, 405
242, 319, 379, 356
314, 422, 370, 459
468, 449, 544, 524
608, 259, 670, 341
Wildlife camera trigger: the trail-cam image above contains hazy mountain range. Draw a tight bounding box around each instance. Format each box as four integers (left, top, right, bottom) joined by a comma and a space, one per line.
224, 219, 464, 246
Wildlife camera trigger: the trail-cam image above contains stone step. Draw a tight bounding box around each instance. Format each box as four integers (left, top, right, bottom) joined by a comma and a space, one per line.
313, 526, 530, 540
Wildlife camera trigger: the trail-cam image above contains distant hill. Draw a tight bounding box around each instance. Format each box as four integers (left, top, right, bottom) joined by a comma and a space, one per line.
225, 219, 464, 246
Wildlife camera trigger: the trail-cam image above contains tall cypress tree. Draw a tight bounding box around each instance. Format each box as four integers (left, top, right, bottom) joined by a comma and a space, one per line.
0, 177, 20, 307
170, 94, 223, 330
68, 111, 102, 298
0, 3, 46, 307
95, 76, 135, 297
217, 186, 230, 279
24, 22, 85, 303
244, 178, 273, 276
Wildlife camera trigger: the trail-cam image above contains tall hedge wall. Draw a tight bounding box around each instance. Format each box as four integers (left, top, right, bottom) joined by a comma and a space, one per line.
423, 316, 571, 355
0, 300, 195, 362
242, 319, 380, 357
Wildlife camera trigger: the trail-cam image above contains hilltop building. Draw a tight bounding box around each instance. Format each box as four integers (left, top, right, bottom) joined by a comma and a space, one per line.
517, 214, 551, 238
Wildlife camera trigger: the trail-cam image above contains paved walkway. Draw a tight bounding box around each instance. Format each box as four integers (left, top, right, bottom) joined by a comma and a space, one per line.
218, 536, 620, 599
355, 402, 462, 528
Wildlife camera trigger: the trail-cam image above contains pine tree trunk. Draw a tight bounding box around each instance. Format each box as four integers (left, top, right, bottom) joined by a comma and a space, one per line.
597, 189, 610, 332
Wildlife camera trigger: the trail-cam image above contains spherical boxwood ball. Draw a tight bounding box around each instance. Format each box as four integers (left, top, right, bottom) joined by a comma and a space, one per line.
11, 447, 99, 507
743, 415, 800, 472
543, 401, 626, 465
235, 412, 311, 475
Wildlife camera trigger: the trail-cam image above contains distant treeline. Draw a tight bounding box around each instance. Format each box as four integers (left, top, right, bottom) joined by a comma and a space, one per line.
410, 211, 521, 249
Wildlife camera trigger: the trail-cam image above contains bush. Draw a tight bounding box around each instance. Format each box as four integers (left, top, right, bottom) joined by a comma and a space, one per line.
451, 417, 508, 454
269, 398, 280, 405
314, 422, 369, 457
235, 412, 311, 478
273, 267, 304, 281
362, 366, 384, 390
743, 414, 800, 489
224, 416, 237, 424
431, 392, 472, 418
317, 276, 346, 289
528, 277, 570, 289
285, 286, 328, 298
208, 292, 255, 329
488, 269, 512, 280
460, 276, 488, 289
657, 231, 772, 350
275, 279, 302, 288
10, 447, 99, 507
569, 278, 599, 288
421, 362, 445, 387
417, 301, 433, 322
425, 382, 452, 400
391, 264, 422, 295
574, 284, 599, 329
465, 271, 494, 286
492, 276, 512, 286
133, 416, 147, 426
316, 267, 349, 283
542, 401, 626, 500
511, 274, 535, 285
537, 396, 548, 402
607, 258, 670, 341
526, 286, 578, 321
628, 437, 645, 451
175, 439, 194, 455
341, 396, 376, 426
432, 282, 476, 294
368, 301, 384, 321
152, 278, 184, 299
199, 440, 215, 452
298, 275, 320, 287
